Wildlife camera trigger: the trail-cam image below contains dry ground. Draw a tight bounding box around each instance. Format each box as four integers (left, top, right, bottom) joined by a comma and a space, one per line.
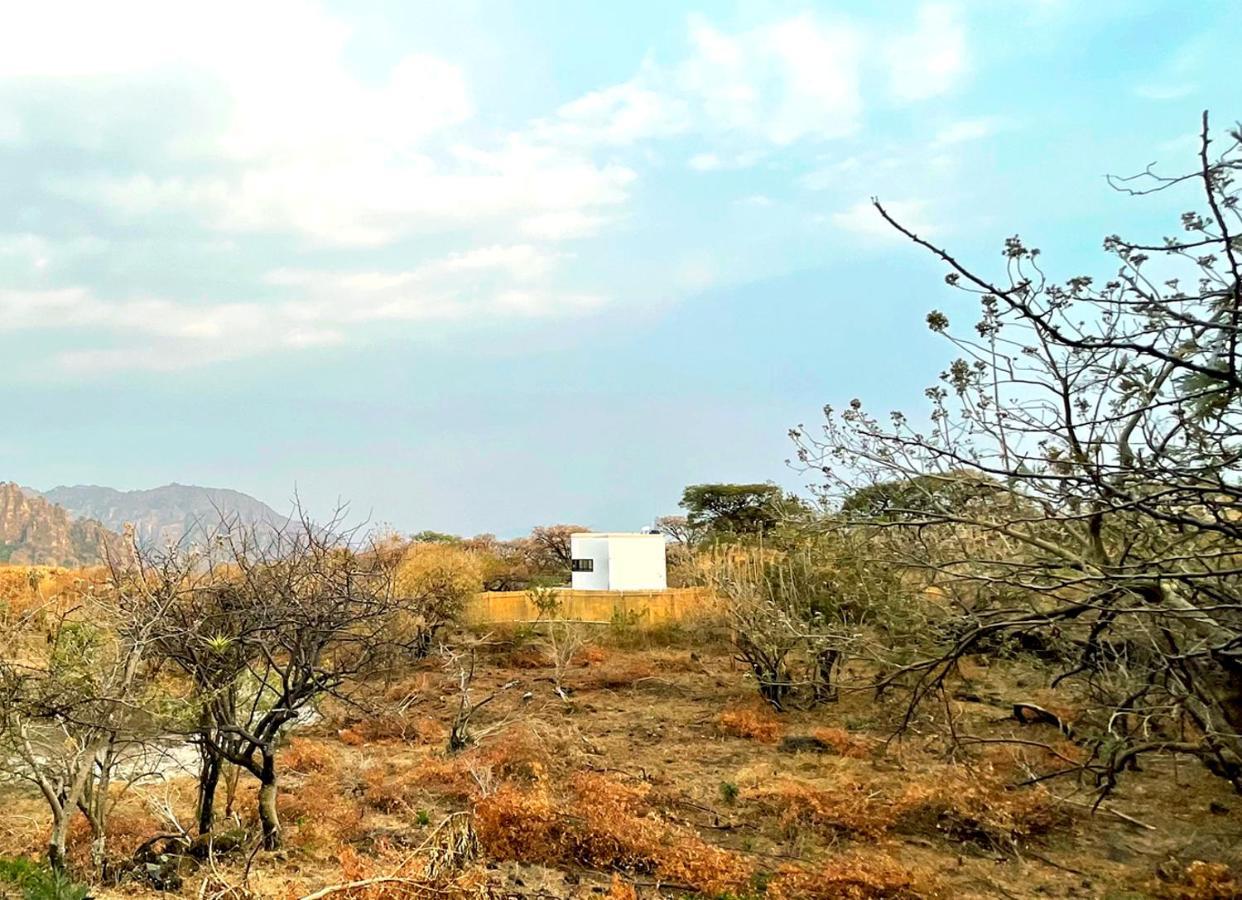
2, 623, 1240, 899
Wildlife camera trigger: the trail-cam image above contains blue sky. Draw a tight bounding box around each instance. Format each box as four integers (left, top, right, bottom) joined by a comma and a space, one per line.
1, 0, 1238, 536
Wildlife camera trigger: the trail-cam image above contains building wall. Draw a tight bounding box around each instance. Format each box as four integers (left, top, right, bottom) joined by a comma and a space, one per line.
464, 587, 712, 624
605, 534, 667, 590
570, 533, 611, 590
570, 533, 666, 591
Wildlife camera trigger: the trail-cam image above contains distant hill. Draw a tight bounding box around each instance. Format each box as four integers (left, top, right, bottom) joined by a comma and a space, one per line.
0, 482, 124, 566
41, 483, 287, 548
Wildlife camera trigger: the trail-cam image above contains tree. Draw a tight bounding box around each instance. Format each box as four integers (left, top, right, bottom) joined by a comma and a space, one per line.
840, 472, 1004, 521
135, 508, 412, 849
527, 524, 588, 574
793, 112, 1242, 792
679, 483, 785, 538
392, 541, 484, 657
655, 515, 699, 548
0, 571, 169, 872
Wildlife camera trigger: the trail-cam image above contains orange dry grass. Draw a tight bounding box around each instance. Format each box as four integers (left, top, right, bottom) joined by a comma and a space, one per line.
717, 705, 784, 743
473, 772, 754, 895
282, 775, 367, 848
753, 770, 1067, 849
766, 854, 935, 899
282, 737, 340, 774
755, 777, 892, 839
810, 727, 876, 759
573, 643, 609, 666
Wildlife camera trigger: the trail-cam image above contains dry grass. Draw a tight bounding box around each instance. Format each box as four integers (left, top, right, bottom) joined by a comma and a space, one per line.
1150, 860, 1242, 900
809, 726, 876, 759
0, 632, 1233, 899
473, 772, 756, 896
765, 854, 936, 900
717, 705, 785, 743
749, 768, 1067, 850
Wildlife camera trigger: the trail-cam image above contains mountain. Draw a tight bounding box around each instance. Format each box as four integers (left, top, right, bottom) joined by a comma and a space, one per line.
41, 483, 287, 548
0, 482, 124, 566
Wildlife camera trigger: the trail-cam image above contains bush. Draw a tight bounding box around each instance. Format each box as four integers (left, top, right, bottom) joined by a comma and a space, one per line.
0, 857, 90, 900
717, 706, 784, 743
393, 542, 484, 656
473, 772, 754, 896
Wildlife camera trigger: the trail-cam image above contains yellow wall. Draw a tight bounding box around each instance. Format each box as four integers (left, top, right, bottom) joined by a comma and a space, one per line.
463, 587, 714, 625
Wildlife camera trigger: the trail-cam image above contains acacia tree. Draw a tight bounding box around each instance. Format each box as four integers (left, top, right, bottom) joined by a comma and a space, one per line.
793, 112, 1242, 791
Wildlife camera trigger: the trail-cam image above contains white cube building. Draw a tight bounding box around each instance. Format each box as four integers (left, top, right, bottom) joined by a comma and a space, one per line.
570, 532, 667, 591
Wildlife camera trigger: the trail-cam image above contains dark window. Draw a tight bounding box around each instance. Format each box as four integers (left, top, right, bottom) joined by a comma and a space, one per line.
571, 558, 594, 572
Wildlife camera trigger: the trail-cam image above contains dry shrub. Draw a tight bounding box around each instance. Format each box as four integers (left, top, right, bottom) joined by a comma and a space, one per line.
473, 785, 564, 861
810, 727, 876, 759
573, 643, 609, 666
651, 837, 754, 896
282, 777, 366, 847
766, 855, 933, 900
754, 777, 893, 840
718, 705, 784, 743
753, 771, 1066, 850
352, 713, 447, 745
282, 737, 340, 774
894, 775, 1067, 849
1151, 861, 1242, 900
474, 772, 753, 896
606, 874, 639, 900
579, 660, 657, 690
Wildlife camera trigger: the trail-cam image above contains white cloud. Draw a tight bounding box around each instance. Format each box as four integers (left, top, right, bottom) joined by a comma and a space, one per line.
885, 4, 968, 101
0, 243, 604, 372
0, 3, 980, 373
830, 199, 937, 242
678, 13, 864, 145
932, 117, 1003, 147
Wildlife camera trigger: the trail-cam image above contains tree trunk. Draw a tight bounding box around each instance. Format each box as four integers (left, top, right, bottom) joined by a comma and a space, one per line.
197, 744, 222, 836
48, 812, 69, 872
814, 648, 841, 704
257, 754, 281, 850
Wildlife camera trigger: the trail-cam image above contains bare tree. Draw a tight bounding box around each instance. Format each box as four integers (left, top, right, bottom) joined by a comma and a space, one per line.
793, 112, 1242, 791
527, 524, 588, 573
135, 507, 413, 849
0, 567, 172, 872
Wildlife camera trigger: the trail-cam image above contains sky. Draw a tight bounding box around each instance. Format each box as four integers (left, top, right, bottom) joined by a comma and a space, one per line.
1, 0, 1239, 536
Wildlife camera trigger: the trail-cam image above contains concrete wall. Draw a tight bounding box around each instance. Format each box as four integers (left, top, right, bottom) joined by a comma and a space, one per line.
463, 587, 712, 625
